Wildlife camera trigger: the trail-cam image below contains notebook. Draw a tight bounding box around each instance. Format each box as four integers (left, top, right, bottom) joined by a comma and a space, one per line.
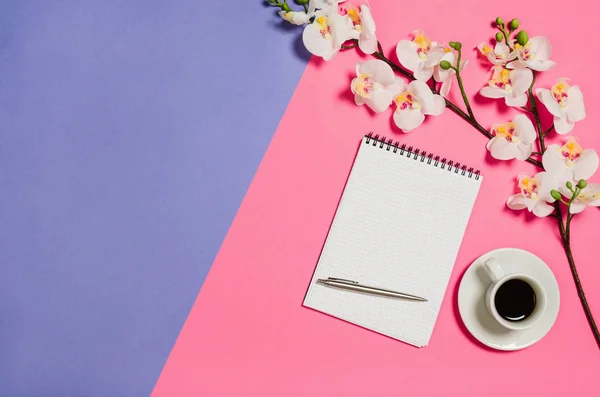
303, 133, 482, 347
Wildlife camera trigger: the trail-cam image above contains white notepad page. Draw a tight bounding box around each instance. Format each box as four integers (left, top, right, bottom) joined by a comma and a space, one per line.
303, 135, 482, 347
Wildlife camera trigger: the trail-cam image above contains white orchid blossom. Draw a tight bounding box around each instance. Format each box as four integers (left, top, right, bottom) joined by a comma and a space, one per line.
433, 45, 468, 97
351, 60, 402, 113
507, 36, 556, 72
477, 42, 512, 65
542, 138, 599, 185
389, 79, 445, 132
302, 6, 358, 61
279, 10, 313, 25
564, 183, 600, 214
536, 78, 586, 134
396, 30, 448, 81
342, 4, 377, 54
507, 172, 557, 217
479, 65, 533, 107
487, 114, 536, 160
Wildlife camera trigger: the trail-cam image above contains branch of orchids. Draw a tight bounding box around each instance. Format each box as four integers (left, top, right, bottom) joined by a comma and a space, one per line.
371, 41, 543, 168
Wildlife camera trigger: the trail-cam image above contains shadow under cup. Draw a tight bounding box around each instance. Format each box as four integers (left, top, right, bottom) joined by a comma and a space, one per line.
485, 273, 548, 331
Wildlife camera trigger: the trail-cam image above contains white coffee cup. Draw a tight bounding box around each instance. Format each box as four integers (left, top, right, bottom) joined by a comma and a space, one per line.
483, 257, 547, 331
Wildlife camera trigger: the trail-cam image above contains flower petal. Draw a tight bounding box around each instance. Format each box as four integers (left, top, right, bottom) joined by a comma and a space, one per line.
354, 93, 366, 106
396, 40, 420, 73
505, 93, 528, 107
529, 36, 552, 60
366, 89, 393, 113
572, 149, 599, 180
433, 52, 455, 82
554, 116, 574, 134
507, 194, 533, 211
516, 143, 534, 160
536, 88, 565, 118
536, 171, 559, 201
533, 201, 554, 217
413, 62, 434, 81
496, 42, 510, 57
542, 144, 569, 175
439, 78, 452, 97
408, 80, 434, 109
528, 60, 556, 72
359, 5, 376, 34
570, 201, 587, 214
510, 68, 534, 95
513, 114, 537, 144
486, 137, 520, 160
393, 109, 425, 132
565, 86, 586, 123
387, 77, 405, 97
480, 86, 508, 98
302, 23, 331, 58
359, 60, 395, 85
359, 35, 378, 55
423, 94, 445, 116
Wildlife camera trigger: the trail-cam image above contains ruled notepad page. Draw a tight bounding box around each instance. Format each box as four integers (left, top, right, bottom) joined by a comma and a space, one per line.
303, 135, 482, 347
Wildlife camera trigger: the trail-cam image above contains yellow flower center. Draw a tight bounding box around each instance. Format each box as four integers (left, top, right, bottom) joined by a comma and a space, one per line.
316, 15, 332, 40
347, 7, 362, 32
561, 138, 583, 166
489, 67, 512, 92
493, 122, 518, 143
481, 45, 492, 54
352, 73, 377, 98
551, 79, 571, 109
413, 30, 432, 60
394, 91, 419, 111
518, 176, 540, 198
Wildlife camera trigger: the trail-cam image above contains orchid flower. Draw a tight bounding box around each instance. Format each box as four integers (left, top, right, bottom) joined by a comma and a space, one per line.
351, 60, 402, 113
340, 3, 377, 54
389, 80, 445, 132
479, 65, 533, 107
477, 42, 512, 65
507, 36, 556, 72
433, 45, 468, 97
542, 138, 599, 185
507, 172, 557, 217
302, 6, 358, 61
279, 10, 314, 25
564, 183, 600, 214
487, 114, 536, 160
396, 30, 447, 81
536, 78, 586, 134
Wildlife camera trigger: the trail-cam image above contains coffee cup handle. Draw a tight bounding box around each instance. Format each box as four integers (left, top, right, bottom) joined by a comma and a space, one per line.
483, 257, 506, 282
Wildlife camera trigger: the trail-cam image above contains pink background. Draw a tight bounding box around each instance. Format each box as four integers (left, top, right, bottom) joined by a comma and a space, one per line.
153, 0, 600, 395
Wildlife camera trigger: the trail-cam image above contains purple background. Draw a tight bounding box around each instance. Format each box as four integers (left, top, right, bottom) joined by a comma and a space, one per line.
0, 1, 308, 395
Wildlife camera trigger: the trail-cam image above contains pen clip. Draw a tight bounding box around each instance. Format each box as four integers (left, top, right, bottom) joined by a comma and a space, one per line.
327, 277, 359, 284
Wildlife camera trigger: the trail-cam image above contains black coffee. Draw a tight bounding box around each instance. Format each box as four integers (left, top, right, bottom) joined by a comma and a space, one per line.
494, 279, 536, 322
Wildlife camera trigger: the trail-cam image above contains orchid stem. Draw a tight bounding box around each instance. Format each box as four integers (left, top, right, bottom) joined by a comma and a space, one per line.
521, 106, 533, 113
499, 24, 511, 47
555, 202, 600, 349
543, 124, 555, 138
528, 73, 546, 153
454, 48, 475, 120
303, 3, 308, 12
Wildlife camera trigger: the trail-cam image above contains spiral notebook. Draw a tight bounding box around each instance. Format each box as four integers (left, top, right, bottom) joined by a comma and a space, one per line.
303, 133, 482, 347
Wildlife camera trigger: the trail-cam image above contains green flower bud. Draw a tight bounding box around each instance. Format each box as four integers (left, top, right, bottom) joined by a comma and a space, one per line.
295, 0, 309, 4
449, 41, 462, 50
566, 181, 573, 189
495, 17, 503, 25
578, 179, 588, 189
495, 32, 504, 42
516, 30, 529, 46
550, 190, 562, 201
509, 18, 520, 30
439, 60, 452, 70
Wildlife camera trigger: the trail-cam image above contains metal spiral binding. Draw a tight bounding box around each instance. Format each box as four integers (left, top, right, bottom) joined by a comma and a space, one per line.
364, 132, 480, 180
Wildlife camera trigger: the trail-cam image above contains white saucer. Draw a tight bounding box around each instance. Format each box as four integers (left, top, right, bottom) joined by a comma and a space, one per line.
458, 248, 560, 351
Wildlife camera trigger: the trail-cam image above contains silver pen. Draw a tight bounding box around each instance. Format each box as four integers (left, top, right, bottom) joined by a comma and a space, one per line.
316, 277, 427, 302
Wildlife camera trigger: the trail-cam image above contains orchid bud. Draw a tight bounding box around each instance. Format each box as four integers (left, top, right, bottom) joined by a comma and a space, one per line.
439, 60, 452, 70
495, 17, 503, 26
566, 181, 573, 189
578, 179, 587, 189
551, 190, 562, 201
495, 32, 503, 42
516, 30, 529, 46
509, 19, 520, 30
449, 41, 462, 50
295, 0, 309, 4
